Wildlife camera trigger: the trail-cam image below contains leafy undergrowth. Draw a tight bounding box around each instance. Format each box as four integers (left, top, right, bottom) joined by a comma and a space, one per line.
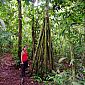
0, 53, 43, 85
33, 70, 85, 85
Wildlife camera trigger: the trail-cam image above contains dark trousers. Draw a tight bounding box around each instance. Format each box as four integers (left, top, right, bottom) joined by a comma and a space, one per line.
21, 60, 28, 77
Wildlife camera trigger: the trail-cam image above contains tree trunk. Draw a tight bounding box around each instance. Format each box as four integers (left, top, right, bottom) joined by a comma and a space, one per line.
17, 0, 22, 61
32, 0, 53, 75
51, 42, 54, 70
82, 17, 85, 67
31, 2, 36, 60
32, 19, 45, 73
32, 14, 36, 60
70, 44, 75, 81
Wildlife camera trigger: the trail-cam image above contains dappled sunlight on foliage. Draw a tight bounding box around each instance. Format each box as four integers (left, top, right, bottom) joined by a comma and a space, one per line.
0, 0, 85, 84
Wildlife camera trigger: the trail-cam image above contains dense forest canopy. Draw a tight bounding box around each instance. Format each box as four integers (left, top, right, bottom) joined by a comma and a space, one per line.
0, 0, 85, 85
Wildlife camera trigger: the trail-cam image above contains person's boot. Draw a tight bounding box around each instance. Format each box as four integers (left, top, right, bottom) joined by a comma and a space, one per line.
20, 77, 24, 85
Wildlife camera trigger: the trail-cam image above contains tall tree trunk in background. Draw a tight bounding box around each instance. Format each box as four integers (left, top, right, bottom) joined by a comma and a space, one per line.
17, 0, 22, 61
31, 1, 36, 60
44, 0, 47, 73
84, 18, 85, 42
83, 17, 85, 67
44, 0, 53, 71
32, 0, 53, 75
69, 26, 75, 80
32, 24, 45, 73
46, 7, 53, 71
79, 28, 82, 45
84, 21, 85, 42
51, 42, 54, 69
70, 44, 75, 81
84, 19, 85, 66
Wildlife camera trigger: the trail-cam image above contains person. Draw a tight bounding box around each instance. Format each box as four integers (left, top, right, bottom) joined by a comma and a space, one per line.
21, 45, 28, 77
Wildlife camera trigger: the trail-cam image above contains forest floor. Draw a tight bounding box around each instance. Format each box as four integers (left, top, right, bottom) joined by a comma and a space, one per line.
0, 53, 43, 85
